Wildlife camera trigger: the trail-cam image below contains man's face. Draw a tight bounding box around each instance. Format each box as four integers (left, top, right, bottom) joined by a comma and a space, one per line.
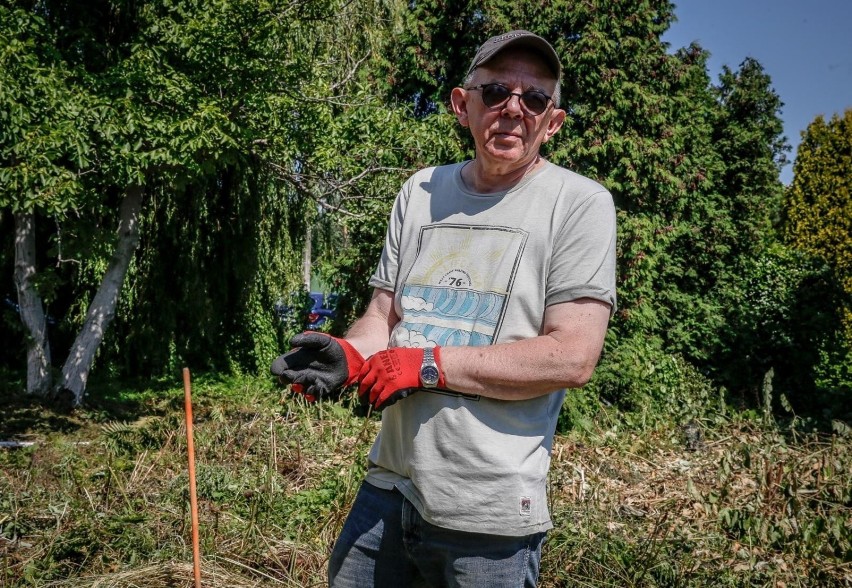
451, 50, 566, 172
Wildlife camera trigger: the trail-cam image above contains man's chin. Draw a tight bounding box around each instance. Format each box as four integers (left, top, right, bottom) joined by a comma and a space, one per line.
484, 140, 523, 154
482, 147, 528, 165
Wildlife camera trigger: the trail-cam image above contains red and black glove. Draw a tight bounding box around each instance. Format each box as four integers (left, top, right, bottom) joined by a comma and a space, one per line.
357, 347, 445, 410
271, 332, 364, 402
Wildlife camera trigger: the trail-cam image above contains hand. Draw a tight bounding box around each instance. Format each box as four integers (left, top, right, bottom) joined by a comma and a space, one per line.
271, 332, 365, 402
357, 347, 444, 410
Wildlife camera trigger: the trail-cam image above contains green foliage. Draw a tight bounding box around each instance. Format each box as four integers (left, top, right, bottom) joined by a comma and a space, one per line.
785, 109, 852, 335
584, 331, 721, 429
0, 6, 94, 214
713, 58, 787, 251
1, 0, 425, 381
544, 3, 790, 392
2, 0, 846, 430
717, 245, 850, 422
98, 166, 302, 377
314, 102, 468, 327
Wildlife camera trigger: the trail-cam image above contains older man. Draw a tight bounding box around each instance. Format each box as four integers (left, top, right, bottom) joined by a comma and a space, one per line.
273, 30, 616, 587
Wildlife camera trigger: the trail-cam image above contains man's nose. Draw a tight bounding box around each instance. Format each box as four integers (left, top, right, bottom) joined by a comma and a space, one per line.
501, 94, 524, 118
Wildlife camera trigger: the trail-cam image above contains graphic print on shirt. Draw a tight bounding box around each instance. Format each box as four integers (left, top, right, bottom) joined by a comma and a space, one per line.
390, 224, 528, 349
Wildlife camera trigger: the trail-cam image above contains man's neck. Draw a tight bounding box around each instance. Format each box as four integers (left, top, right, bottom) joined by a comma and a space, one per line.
462, 155, 543, 194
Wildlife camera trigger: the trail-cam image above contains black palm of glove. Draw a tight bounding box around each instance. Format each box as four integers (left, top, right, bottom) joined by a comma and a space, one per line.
271, 332, 365, 402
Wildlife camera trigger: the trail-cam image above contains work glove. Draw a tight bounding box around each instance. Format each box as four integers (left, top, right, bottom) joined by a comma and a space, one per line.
271, 332, 365, 402
357, 347, 445, 410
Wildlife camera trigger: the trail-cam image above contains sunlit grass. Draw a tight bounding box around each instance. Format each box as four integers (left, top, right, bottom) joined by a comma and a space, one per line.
1, 376, 849, 587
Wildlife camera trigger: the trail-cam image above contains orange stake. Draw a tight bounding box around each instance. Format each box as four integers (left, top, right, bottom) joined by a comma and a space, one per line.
183, 368, 202, 588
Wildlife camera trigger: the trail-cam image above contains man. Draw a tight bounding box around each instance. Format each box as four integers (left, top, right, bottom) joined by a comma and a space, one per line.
273, 30, 616, 587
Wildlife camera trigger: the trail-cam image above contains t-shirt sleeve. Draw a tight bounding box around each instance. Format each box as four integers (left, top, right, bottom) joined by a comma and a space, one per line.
546, 189, 617, 313
368, 181, 411, 292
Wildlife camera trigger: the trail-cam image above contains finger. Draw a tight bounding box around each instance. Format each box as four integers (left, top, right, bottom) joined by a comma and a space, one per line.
279, 348, 324, 374
289, 374, 317, 400
279, 369, 308, 384
271, 353, 294, 377
356, 359, 373, 383
292, 382, 317, 403
304, 381, 330, 401
276, 363, 313, 384
357, 372, 376, 400
370, 382, 385, 407
272, 349, 308, 375
376, 388, 414, 410
290, 332, 330, 350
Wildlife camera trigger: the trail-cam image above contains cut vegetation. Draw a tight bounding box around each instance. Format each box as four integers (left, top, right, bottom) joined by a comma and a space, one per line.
2, 376, 849, 587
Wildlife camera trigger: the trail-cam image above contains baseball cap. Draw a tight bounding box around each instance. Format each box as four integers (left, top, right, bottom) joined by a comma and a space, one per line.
466, 30, 562, 81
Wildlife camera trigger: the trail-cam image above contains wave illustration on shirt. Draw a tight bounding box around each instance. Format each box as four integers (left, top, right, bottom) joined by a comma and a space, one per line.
390, 224, 528, 349
393, 286, 504, 347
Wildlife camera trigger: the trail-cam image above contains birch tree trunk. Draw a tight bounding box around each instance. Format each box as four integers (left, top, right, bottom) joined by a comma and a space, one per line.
13, 212, 53, 397
60, 186, 144, 405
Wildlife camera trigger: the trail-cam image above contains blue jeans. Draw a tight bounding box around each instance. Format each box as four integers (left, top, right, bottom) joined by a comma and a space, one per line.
328, 482, 545, 587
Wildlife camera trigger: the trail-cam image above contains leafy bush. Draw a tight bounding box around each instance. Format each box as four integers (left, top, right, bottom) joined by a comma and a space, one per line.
718, 245, 851, 424
578, 332, 722, 430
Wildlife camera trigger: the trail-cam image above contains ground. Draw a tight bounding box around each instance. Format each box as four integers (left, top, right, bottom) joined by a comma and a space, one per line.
1, 378, 850, 587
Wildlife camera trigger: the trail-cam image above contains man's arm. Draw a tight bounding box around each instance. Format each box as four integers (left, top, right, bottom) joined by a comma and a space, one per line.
343, 288, 398, 358
439, 298, 611, 400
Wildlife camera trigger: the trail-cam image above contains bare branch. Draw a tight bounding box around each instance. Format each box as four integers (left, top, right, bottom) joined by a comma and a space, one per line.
317, 199, 360, 217
330, 50, 373, 92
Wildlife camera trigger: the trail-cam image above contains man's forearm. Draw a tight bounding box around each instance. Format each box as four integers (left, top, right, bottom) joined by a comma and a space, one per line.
440, 298, 611, 401
440, 337, 596, 400
343, 288, 398, 358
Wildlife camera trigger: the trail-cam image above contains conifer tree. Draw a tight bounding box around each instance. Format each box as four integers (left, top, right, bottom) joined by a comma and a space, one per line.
785, 109, 852, 331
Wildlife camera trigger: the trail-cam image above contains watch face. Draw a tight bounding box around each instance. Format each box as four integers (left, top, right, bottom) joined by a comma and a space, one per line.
421, 365, 440, 386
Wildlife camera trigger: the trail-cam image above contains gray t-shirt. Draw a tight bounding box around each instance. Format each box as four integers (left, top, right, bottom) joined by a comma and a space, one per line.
365, 160, 616, 536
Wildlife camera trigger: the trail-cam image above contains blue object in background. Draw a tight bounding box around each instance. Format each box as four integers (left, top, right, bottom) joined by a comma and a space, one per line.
306, 292, 338, 330
275, 292, 338, 331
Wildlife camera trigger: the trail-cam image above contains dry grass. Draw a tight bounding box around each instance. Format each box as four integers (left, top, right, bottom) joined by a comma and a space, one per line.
543, 422, 852, 586
43, 561, 266, 588
1, 377, 850, 587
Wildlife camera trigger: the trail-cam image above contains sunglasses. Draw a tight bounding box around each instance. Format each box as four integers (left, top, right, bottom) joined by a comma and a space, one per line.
467, 83, 553, 115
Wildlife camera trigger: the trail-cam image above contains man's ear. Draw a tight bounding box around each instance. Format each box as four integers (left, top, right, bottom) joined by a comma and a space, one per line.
450, 87, 470, 128
542, 108, 566, 143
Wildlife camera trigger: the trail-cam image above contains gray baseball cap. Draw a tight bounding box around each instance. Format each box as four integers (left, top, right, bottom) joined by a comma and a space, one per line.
466, 30, 562, 80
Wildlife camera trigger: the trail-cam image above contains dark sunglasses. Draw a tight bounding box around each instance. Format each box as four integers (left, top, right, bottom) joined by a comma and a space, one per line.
467, 83, 553, 115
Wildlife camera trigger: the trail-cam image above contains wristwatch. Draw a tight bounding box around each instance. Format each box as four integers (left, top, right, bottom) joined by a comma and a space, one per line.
420, 348, 440, 388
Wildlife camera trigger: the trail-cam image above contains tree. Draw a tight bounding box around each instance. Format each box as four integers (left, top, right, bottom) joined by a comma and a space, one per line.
703, 59, 797, 399
4, 0, 818, 416
774, 109, 852, 420
1, 6, 95, 397
1, 0, 312, 402
1, 0, 450, 402
785, 109, 852, 332
713, 58, 787, 253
